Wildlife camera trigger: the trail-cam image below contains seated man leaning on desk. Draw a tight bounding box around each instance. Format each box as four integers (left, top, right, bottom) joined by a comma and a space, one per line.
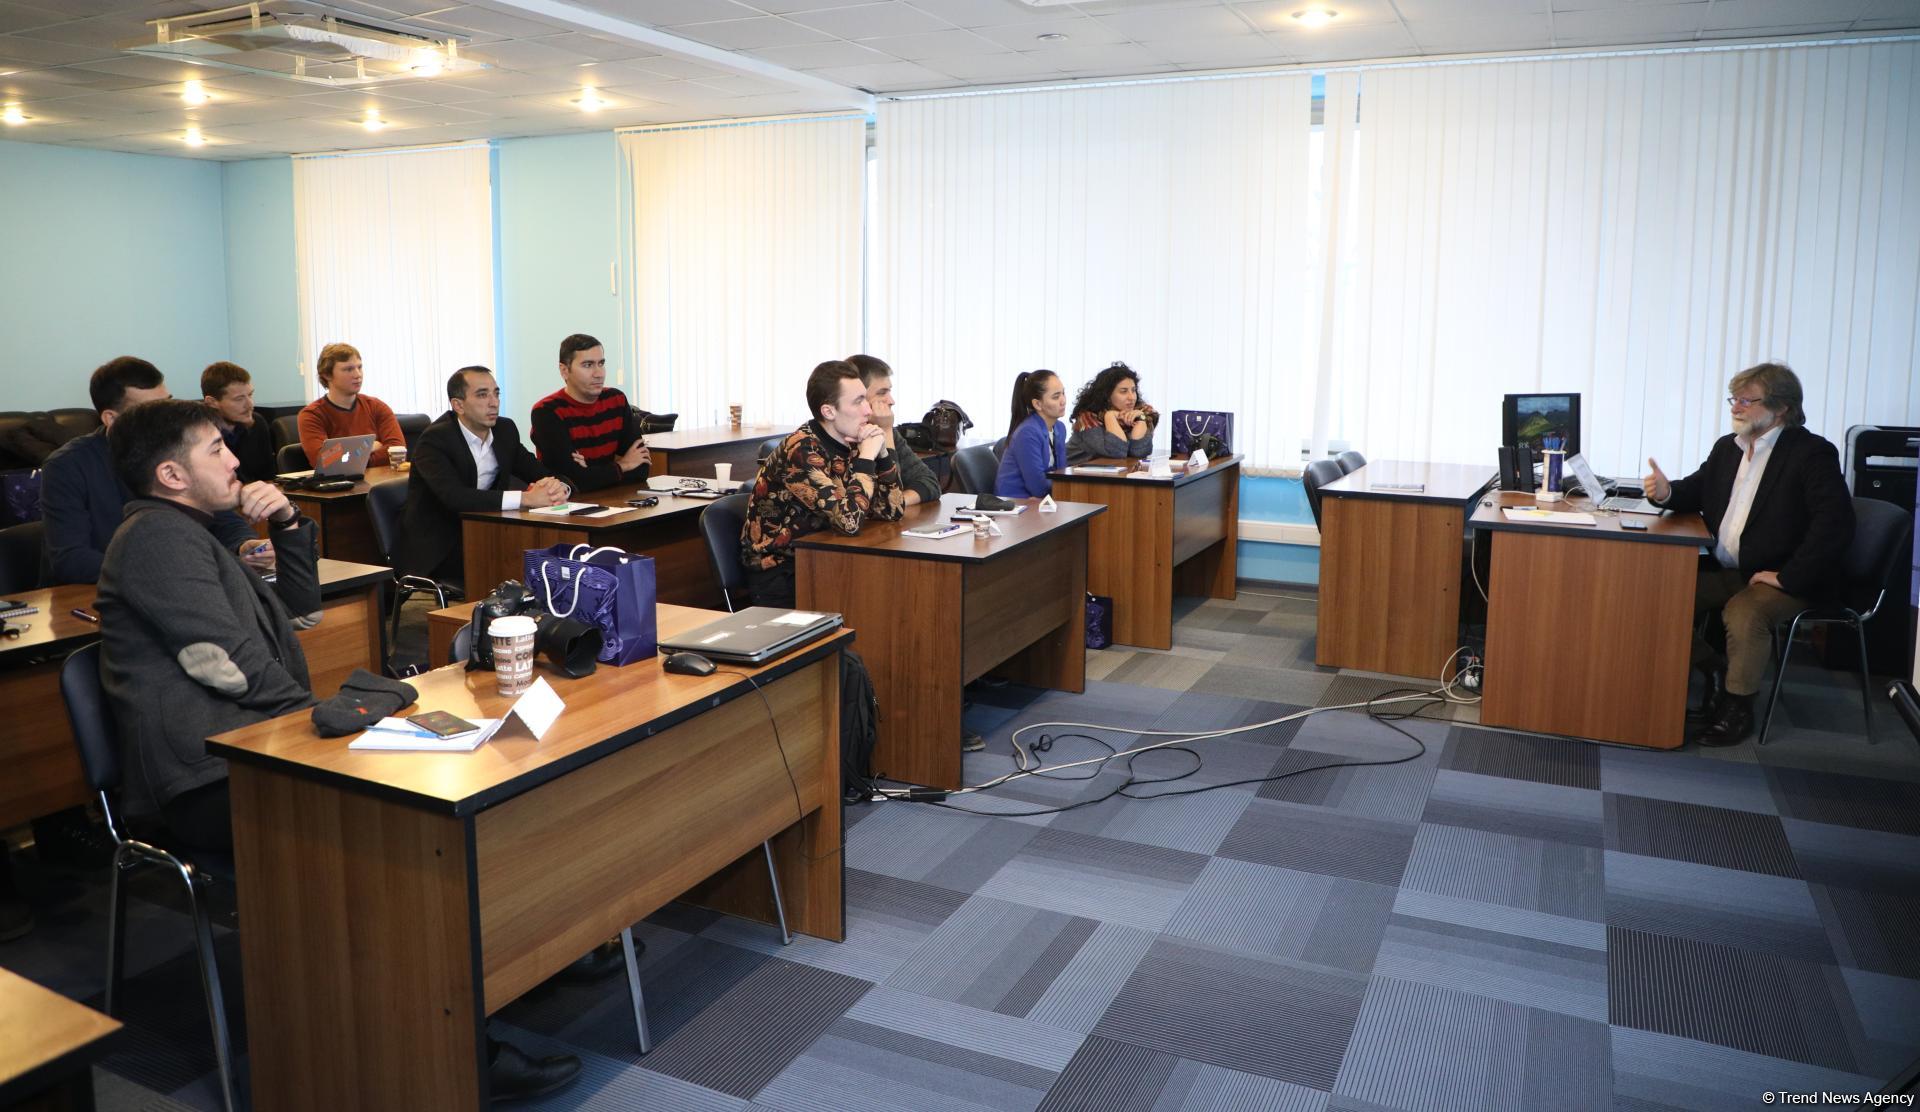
1642, 362, 1854, 746
95, 399, 585, 1102
740, 359, 907, 609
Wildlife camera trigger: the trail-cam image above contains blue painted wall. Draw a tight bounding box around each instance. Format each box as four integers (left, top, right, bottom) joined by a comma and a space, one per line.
0, 139, 231, 410
1237, 474, 1319, 586
495, 131, 623, 433
221, 157, 302, 403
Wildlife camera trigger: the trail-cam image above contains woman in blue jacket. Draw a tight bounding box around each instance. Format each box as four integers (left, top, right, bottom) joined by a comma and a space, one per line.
993, 369, 1068, 499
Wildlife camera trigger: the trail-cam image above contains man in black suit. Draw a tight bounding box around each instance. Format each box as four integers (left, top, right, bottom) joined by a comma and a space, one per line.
1643, 362, 1854, 745
395, 366, 569, 587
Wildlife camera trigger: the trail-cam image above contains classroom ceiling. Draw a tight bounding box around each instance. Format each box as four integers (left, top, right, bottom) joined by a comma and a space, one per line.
0, 0, 1912, 160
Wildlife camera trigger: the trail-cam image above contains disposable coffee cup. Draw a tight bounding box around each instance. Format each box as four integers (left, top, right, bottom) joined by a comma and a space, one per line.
714, 462, 733, 485
489, 615, 538, 696
388, 445, 409, 468
1538, 449, 1565, 503
728, 404, 742, 428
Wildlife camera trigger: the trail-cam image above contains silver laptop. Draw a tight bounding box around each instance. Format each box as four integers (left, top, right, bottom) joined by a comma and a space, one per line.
1564, 452, 1660, 515
658, 607, 843, 664
277, 434, 377, 480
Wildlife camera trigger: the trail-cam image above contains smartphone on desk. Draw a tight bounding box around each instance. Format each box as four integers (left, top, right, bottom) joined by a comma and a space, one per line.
407, 711, 479, 738
567, 504, 604, 516
1620, 520, 1648, 531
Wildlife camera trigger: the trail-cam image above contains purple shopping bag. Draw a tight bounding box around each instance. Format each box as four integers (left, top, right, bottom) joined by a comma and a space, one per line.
523, 543, 658, 666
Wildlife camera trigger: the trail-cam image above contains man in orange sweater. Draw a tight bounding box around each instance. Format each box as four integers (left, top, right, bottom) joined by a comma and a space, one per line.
296, 342, 405, 467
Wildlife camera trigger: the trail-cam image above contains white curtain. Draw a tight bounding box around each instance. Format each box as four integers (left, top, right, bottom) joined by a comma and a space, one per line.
292, 143, 496, 417
616, 116, 866, 428
1328, 41, 1920, 471
874, 78, 1316, 467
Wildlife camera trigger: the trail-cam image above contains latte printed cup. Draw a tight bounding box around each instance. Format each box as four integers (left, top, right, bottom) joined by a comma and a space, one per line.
489, 615, 538, 696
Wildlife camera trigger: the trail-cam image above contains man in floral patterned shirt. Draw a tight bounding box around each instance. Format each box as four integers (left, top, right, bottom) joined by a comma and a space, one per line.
740, 360, 907, 608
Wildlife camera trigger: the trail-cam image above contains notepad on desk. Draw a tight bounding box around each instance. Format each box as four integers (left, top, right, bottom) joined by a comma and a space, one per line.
348, 717, 505, 752
1503, 507, 1597, 526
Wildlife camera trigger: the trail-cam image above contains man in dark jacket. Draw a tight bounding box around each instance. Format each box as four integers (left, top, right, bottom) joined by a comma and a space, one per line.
201, 360, 277, 483
1643, 363, 1854, 745
395, 366, 569, 587
42, 356, 269, 585
848, 353, 942, 505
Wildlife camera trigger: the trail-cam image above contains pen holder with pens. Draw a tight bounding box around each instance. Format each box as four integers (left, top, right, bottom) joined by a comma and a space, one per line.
1537, 449, 1566, 502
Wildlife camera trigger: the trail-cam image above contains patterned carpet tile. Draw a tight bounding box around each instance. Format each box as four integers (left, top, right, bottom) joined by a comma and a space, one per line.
1390, 889, 1607, 952
1146, 690, 1311, 736
1438, 726, 1601, 789
1254, 716, 1446, 824
80, 937, 247, 1097
1047, 779, 1257, 856
1215, 799, 1419, 888
1609, 1026, 1885, 1112
845, 804, 1043, 894
1400, 822, 1604, 921
1037, 1036, 1330, 1112
1163, 859, 1398, 976
1332, 976, 1613, 1112
492, 1024, 749, 1112
1372, 912, 1609, 1022
1099, 652, 1218, 694
1604, 793, 1801, 878
1837, 967, 1920, 1060
751, 1016, 1062, 1112
1602, 851, 1834, 964
1806, 881, 1920, 981
1118, 735, 1290, 793
1782, 818, 1920, 894
1090, 937, 1370, 1091
1606, 926, 1858, 1073
1766, 765, 1920, 836
1419, 768, 1605, 847
503, 932, 765, 1060
1316, 675, 1471, 721
637, 958, 873, 1099
974, 828, 1212, 931
885, 896, 1103, 1018
701, 870, 969, 982
1599, 746, 1779, 815
1190, 660, 1339, 706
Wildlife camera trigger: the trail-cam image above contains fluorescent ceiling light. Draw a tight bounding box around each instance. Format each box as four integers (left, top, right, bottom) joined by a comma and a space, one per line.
1292, 8, 1338, 27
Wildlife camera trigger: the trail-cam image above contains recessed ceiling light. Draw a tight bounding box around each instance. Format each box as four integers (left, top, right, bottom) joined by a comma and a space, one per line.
181, 79, 210, 106
2, 103, 28, 126
362, 109, 386, 131
182, 127, 205, 146
1037, 32, 1067, 41
574, 87, 606, 112
1291, 8, 1338, 27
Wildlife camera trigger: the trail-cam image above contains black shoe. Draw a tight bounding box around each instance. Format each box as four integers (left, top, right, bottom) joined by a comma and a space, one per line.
488, 1040, 580, 1103
557, 938, 630, 984
0, 895, 31, 943
961, 729, 985, 753
1695, 694, 1755, 747
31, 811, 117, 871
1686, 664, 1727, 726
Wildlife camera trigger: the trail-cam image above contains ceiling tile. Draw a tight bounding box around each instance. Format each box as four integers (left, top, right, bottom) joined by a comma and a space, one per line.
1700, 0, 1868, 30
0, 33, 122, 65
898, 0, 1065, 28
608, 53, 735, 77
787, 2, 958, 38
1855, 15, 1920, 28
432, 67, 586, 96
1551, 3, 1706, 41
1095, 5, 1254, 41
466, 36, 584, 69
1696, 21, 1851, 36
1396, 0, 1549, 16
528, 31, 662, 62
1233, 0, 1404, 30
1264, 20, 1416, 58
0, 3, 66, 35
975, 15, 1128, 48
1860, 0, 1920, 18
592, 0, 767, 24
57, 54, 208, 82
671, 16, 834, 48
922, 49, 1063, 77
751, 39, 899, 66
687, 70, 795, 93
1405, 13, 1553, 48
413, 5, 573, 39
1034, 40, 1166, 70
0, 69, 116, 100
1150, 32, 1289, 63
858, 27, 1007, 58
808, 58, 951, 87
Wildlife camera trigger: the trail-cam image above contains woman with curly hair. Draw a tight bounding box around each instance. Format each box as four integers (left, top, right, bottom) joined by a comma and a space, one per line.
1066, 362, 1158, 464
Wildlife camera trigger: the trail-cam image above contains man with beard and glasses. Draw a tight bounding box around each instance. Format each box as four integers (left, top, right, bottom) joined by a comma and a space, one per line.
1642, 363, 1853, 746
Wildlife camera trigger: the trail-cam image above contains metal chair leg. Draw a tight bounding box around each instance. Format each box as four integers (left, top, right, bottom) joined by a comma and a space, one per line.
181, 869, 239, 1112
104, 847, 130, 1017
1759, 614, 1805, 747
619, 927, 651, 1054
1856, 620, 1877, 743
385, 584, 412, 660
762, 840, 791, 946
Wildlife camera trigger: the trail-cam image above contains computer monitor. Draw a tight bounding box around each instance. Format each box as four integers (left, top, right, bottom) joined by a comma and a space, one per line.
1503, 393, 1581, 456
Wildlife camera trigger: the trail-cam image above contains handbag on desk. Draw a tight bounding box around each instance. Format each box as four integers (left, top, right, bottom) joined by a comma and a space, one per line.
1171, 411, 1233, 457
524, 544, 658, 666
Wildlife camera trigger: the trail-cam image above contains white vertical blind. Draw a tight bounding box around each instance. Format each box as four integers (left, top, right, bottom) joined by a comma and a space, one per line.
874, 77, 1315, 463
292, 143, 495, 417
616, 116, 866, 428
1330, 41, 1920, 470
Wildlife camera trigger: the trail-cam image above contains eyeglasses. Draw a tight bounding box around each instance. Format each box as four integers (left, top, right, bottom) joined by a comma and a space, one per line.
1727, 395, 1767, 409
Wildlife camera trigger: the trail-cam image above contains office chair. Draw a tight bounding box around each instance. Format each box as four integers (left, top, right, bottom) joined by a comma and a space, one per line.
951, 444, 999, 495
1302, 459, 1344, 529
0, 520, 43, 593
1336, 450, 1366, 475
394, 413, 430, 454
1759, 497, 1913, 745
365, 477, 462, 664
450, 621, 473, 665
275, 442, 308, 473
757, 435, 786, 465
698, 494, 752, 613
270, 415, 299, 452
61, 644, 239, 1112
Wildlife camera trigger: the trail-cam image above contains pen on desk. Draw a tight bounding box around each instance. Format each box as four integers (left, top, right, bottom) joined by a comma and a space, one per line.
70, 608, 99, 624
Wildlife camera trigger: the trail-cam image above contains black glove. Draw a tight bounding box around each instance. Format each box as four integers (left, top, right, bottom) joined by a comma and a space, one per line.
311, 669, 420, 737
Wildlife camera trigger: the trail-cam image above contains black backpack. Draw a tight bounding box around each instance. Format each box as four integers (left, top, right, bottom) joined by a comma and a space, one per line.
841, 649, 879, 801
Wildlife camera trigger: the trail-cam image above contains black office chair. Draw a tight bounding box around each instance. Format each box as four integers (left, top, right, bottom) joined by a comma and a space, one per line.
1336, 450, 1366, 475
951, 444, 999, 495
1302, 459, 1344, 529
990, 437, 1007, 461
698, 494, 752, 613
1759, 497, 1913, 746
394, 413, 430, 453
270, 415, 299, 452
275, 442, 307, 473
757, 435, 786, 465
365, 477, 462, 661
450, 621, 473, 665
60, 644, 239, 1112
0, 519, 43, 593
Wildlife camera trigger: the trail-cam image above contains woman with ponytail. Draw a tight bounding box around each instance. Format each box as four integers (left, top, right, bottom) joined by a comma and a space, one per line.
993, 369, 1068, 499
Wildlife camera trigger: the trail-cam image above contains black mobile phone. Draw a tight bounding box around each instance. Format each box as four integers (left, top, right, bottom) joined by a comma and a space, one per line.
407, 710, 479, 738
1620, 519, 1649, 531
567, 505, 602, 516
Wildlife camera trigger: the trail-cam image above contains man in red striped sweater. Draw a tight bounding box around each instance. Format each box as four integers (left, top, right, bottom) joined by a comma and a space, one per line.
529, 333, 651, 493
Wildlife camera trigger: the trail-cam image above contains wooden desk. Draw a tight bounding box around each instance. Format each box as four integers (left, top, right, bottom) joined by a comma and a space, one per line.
644, 423, 784, 480
1050, 455, 1240, 649
460, 480, 720, 608
0, 560, 387, 831
0, 968, 120, 1111
282, 465, 406, 566
1316, 460, 1496, 679
794, 492, 1103, 791
1472, 493, 1709, 749
207, 605, 846, 1110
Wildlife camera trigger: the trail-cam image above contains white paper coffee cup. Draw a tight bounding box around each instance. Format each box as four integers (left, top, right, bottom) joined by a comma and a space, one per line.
490, 614, 538, 696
